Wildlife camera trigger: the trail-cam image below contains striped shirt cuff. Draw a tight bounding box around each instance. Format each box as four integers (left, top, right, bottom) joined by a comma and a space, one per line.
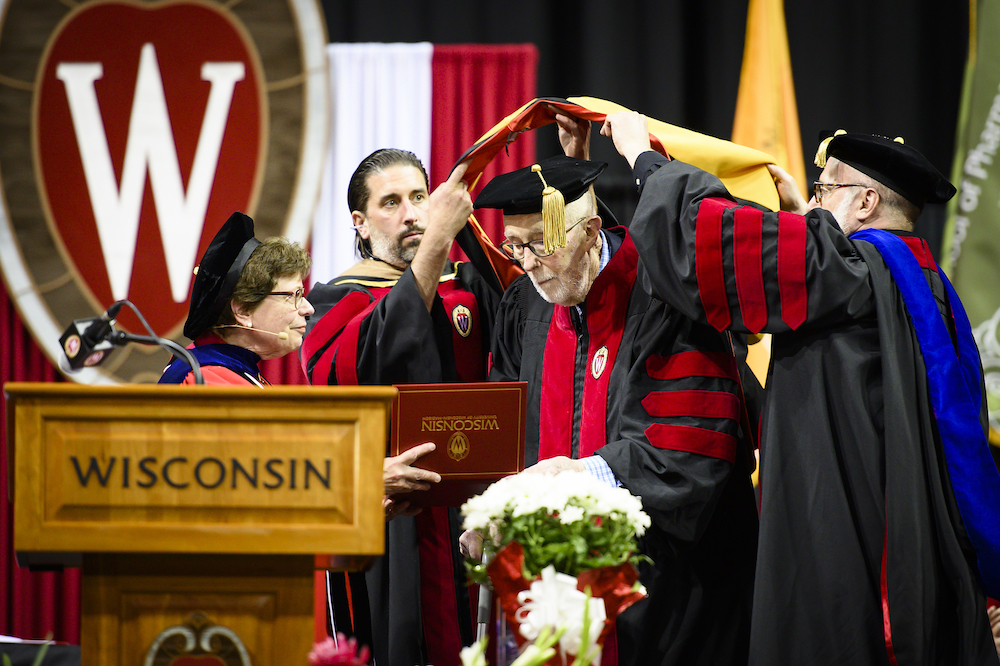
583, 455, 622, 487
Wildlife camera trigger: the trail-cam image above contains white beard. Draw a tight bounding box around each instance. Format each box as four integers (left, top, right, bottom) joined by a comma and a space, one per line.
527, 261, 589, 306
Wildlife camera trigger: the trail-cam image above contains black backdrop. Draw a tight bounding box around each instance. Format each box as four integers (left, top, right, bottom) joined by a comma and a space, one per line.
322, 0, 969, 249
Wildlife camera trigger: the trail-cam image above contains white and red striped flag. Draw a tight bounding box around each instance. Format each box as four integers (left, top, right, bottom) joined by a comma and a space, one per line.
310, 43, 538, 284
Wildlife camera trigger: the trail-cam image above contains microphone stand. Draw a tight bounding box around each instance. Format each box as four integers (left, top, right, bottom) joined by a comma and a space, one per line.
108, 330, 205, 385
477, 550, 492, 642
60, 299, 204, 384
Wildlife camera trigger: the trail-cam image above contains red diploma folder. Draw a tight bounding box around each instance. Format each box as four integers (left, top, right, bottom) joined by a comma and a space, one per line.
390, 381, 527, 507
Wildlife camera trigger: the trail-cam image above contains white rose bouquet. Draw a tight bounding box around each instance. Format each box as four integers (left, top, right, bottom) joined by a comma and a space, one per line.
461, 471, 650, 666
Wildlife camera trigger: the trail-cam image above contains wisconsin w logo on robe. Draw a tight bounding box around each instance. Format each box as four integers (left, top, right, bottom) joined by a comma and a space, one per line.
0, 0, 327, 383
452, 304, 472, 338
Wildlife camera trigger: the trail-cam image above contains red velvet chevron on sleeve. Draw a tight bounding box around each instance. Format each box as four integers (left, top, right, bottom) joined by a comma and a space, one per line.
777, 211, 807, 330
733, 206, 767, 333
695, 197, 737, 331
641, 352, 741, 463
301, 290, 371, 385
697, 199, 812, 334
643, 424, 738, 463
641, 390, 740, 421
645, 350, 738, 381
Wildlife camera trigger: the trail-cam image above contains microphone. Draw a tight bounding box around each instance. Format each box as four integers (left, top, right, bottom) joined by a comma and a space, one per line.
58, 299, 205, 383
214, 324, 289, 340
59, 301, 126, 370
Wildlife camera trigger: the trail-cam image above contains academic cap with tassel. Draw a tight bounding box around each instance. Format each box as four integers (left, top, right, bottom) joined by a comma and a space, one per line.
473, 155, 607, 254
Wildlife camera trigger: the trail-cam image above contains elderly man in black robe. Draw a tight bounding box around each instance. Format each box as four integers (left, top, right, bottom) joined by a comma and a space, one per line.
468, 116, 759, 666
601, 111, 1000, 665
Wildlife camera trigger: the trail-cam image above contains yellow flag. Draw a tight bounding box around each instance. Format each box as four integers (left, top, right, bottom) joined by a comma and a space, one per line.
732, 0, 806, 195
731, 0, 804, 486
454, 96, 782, 291
459, 97, 781, 212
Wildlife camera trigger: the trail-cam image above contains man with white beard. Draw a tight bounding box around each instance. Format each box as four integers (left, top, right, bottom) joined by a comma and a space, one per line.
470, 124, 758, 666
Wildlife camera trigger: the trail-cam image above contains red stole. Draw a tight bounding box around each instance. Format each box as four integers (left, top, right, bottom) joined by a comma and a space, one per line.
438, 280, 486, 382
539, 232, 638, 460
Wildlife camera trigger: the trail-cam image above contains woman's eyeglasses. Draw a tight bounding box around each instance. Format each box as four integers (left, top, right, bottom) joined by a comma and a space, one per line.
268, 287, 305, 308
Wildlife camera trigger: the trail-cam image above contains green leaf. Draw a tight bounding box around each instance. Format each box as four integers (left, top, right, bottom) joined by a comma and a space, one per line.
32, 642, 50, 666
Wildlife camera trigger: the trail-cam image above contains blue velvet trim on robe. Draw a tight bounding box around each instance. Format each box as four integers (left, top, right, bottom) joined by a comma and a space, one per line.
158, 344, 262, 384
853, 227, 1000, 597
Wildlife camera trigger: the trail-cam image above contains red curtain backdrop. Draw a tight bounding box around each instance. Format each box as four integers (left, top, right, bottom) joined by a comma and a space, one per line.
431, 44, 538, 254
0, 289, 81, 643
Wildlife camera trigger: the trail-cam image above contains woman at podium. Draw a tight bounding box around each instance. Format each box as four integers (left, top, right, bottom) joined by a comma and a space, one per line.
159, 211, 314, 385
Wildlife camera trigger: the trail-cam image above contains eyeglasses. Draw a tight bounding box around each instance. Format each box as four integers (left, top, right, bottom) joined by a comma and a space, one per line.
812, 181, 866, 205
500, 217, 588, 261
268, 287, 305, 308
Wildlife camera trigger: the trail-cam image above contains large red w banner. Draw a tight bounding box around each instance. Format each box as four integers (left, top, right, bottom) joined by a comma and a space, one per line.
0, 20, 538, 645
0, 0, 328, 386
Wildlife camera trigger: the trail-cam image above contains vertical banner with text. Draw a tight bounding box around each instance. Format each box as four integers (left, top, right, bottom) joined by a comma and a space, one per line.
943, 0, 1000, 443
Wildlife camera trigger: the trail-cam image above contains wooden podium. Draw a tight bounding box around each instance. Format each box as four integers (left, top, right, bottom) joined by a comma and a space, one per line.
5, 382, 396, 666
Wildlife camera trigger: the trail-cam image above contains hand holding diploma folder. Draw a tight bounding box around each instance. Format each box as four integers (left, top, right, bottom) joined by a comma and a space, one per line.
389, 382, 527, 507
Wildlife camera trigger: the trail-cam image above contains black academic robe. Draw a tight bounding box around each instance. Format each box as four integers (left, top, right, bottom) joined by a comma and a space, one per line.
489, 227, 758, 666
627, 152, 997, 665
302, 258, 499, 666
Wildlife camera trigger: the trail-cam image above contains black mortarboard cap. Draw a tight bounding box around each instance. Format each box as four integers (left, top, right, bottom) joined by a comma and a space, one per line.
814, 130, 956, 207
183, 212, 261, 340
475, 155, 607, 253
475, 155, 607, 215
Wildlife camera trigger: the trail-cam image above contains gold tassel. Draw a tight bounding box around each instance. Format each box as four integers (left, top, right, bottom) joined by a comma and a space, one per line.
532, 164, 566, 254
814, 129, 847, 168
